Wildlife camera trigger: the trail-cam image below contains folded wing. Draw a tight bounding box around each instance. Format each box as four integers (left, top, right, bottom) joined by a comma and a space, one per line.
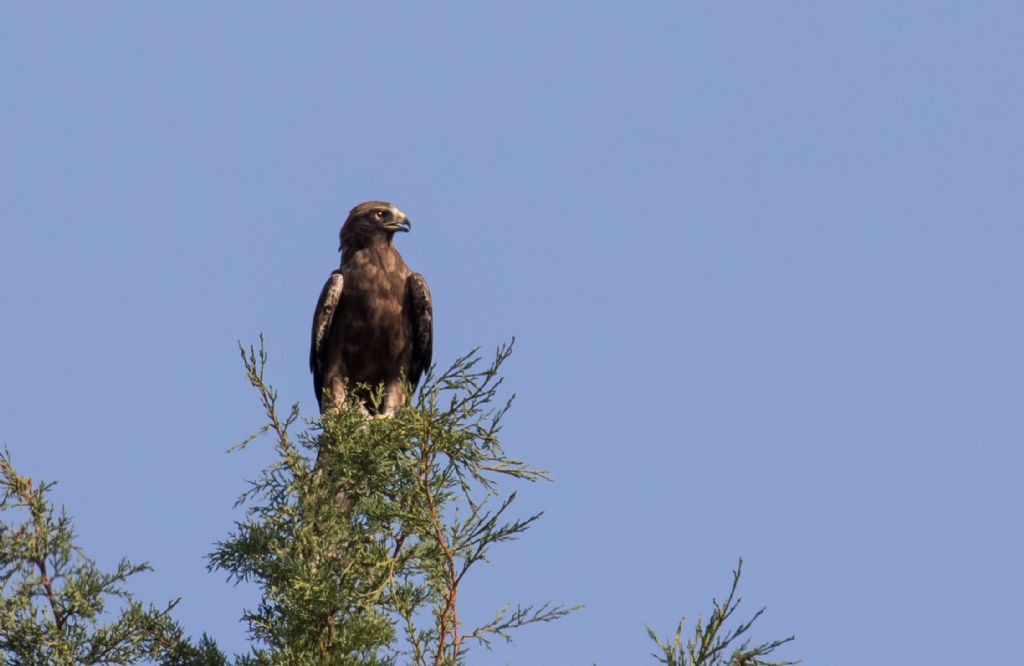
405, 272, 433, 390
310, 270, 344, 409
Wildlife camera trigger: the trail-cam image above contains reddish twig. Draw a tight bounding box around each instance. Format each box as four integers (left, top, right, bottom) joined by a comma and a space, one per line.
25, 478, 65, 631
420, 442, 460, 665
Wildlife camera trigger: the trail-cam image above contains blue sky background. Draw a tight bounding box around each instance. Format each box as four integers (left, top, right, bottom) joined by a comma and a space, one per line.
2, 2, 1022, 663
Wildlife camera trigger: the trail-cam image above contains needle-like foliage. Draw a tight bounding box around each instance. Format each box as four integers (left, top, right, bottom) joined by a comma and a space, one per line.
1, 339, 797, 665
646, 560, 796, 666
209, 339, 577, 665
0, 450, 194, 665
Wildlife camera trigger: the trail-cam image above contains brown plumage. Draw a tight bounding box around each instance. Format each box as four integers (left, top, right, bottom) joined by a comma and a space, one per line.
310, 201, 433, 414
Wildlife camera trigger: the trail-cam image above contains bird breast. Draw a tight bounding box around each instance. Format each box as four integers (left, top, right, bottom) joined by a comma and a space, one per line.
335, 249, 412, 380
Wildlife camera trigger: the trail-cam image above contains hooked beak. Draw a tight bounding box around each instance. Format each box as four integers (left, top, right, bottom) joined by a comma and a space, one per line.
384, 210, 412, 233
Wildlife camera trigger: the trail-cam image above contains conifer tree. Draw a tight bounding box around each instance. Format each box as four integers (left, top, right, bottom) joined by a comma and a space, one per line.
0, 340, 796, 665
208, 340, 575, 664
645, 560, 795, 666
0, 450, 195, 665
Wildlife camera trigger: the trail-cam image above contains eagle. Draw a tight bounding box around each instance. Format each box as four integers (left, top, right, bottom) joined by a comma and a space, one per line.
310, 201, 433, 415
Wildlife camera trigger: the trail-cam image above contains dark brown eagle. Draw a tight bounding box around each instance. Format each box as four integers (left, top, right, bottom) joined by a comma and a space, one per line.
310, 201, 433, 415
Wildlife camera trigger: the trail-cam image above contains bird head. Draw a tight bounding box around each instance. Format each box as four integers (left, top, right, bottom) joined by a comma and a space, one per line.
339, 200, 412, 253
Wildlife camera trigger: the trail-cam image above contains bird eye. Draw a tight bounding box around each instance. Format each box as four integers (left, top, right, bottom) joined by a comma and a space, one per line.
374, 210, 385, 220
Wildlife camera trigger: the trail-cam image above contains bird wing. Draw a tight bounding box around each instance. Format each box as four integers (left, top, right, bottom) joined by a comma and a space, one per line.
310, 270, 344, 407
405, 272, 433, 390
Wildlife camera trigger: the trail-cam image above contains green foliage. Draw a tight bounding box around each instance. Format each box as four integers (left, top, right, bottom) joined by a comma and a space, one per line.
208, 339, 577, 665
0, 449, 195, 665
160, 633, 229, 666
1, 339, 798, 665
646, 560, 795, 666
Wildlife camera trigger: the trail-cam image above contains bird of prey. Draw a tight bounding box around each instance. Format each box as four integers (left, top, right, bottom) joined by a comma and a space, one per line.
310, 201, 433, 415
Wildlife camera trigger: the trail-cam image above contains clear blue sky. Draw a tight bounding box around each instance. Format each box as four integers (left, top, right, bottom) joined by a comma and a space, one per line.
2, 3, 1022, 663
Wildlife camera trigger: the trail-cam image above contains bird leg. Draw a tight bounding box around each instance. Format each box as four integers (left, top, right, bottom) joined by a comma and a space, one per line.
325, 376, 349, 412
379, 382, 406, 417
